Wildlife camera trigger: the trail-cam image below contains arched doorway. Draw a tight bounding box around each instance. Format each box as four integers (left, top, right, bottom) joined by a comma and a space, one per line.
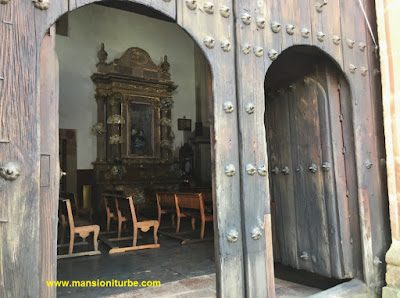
38, 2, 244, 297
265, 46, 363, 279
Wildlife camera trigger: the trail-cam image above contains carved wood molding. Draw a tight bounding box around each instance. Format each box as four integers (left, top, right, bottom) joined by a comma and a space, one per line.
95, 44, 177, 85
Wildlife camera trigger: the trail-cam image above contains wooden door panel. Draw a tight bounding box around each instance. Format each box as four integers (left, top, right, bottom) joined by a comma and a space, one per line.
325, 70, 356, 278
336, 74, 363, 278
266, 93, 282, 262
39, 27, 59, 298
0, 3, 43, 297
266, 71, 361, 278
291, 79, 330, 275
316, 74, 345, 278
267, 90, 298, 268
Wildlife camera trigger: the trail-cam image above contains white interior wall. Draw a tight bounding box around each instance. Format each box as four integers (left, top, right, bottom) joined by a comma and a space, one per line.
56, 5, 196, 169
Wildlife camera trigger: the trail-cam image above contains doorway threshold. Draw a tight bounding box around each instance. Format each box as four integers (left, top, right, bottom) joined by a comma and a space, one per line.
106, 274, 323, 298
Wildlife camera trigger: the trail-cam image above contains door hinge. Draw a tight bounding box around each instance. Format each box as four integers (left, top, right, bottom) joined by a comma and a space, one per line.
339, 114, 344, 122
342, 147, 346, 154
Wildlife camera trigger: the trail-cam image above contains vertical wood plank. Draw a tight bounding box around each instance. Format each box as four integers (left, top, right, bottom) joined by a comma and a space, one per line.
309, 0, 343, 68
177, 1, 245, 296
233, 0, 273, 296
39, 26, 60, 298
267, 89, 299, 269
265, 92, 283, 264
324, 70, 355, 278
263, 0, 282, 55
318, 71, 344, 278
0, 3, 41, 297
265, 214, 275, 298
339, 0, 379, 287
362, 0, 391, 290
290, 80, 331, 276
279, 0, 311, 48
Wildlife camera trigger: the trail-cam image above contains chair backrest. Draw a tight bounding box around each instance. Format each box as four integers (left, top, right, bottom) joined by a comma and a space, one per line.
60, 191, 79, 211
114, 195, 138, 224
156, 192, 176, 210
103, 193, 118, 215
59, 198, 75, 230
201, 191, 213, 206
174, 193, 205, 216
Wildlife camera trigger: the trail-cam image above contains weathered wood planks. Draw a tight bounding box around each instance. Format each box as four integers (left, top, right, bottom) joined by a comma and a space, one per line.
233, 0, 274, 296
0, 2, 42, 297
177, 1, 245, 296
39, 27, 60, 298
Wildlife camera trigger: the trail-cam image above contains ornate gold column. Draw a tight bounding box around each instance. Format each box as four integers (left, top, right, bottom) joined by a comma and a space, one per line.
376, 0, 400, 296
95, 94, 106, 161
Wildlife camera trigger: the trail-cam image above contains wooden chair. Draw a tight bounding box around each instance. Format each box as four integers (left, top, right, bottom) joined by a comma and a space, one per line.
156, 192, 176, 227
58, 198, 100, 258
58, 207, 68, 245
174, 193, 213, 239
108, 195, 159, 253
201, 191, 213, 213
103, 193, 118, 232
60, 191, 93, 222
174, 193, 196, 234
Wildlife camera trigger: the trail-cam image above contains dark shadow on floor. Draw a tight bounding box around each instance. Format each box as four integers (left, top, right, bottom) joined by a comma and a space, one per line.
274, 262, 349, 290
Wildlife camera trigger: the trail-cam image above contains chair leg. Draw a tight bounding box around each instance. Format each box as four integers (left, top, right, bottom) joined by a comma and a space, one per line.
133, 227, 138, 247
68, 232, 75, 255
93, 226, 100, 251
158, 213, 161, 225
191, 217, 196, 231
106, 215, 111, 232
176, 216, 181, 234
153, 222, 159, 244
60, 221, 66, 245
118, 219, 122, 238
200, 220, 205, 239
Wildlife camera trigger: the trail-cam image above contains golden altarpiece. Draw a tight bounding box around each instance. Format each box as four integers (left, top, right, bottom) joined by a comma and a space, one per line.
91, 44, 179, 200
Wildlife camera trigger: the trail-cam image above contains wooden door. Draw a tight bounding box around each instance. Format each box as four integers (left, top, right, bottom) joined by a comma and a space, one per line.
267, 65, 361, 279
39, 26, 59, 298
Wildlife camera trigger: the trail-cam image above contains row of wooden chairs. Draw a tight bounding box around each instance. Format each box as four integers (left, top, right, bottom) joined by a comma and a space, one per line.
103, 194, 159, 252
156, 192, 213, 239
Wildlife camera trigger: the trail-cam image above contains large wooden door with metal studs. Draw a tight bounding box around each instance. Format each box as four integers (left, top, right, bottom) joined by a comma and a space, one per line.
266, 65, 362, 279
0, 0, 389, 296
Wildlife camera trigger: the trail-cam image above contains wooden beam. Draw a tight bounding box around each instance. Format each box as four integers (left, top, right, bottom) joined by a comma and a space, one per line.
109, 244, 160, 254
57, 251, 101, 259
